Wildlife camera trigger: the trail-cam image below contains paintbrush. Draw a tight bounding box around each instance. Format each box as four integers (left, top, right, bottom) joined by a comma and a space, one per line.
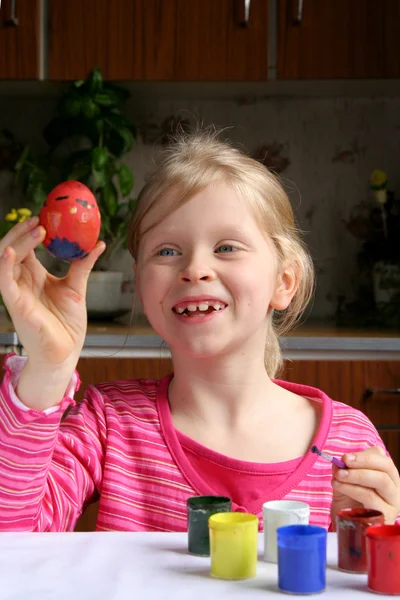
311, 445, 347, 469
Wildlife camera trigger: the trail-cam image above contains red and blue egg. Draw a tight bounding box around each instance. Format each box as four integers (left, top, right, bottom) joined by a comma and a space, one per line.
39, 181, 101, 261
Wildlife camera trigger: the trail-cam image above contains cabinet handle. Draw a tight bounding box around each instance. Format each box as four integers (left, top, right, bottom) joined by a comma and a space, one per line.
292, 0, 303, 25
239, 0, 251, 27
4, 0, 19, 27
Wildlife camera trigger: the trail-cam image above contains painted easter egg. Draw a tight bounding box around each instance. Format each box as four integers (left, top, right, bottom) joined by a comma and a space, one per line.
39, 181, 101, 261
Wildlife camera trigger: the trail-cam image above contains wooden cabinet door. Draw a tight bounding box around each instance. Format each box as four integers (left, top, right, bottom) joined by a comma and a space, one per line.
0, 0, 40, 78
48, 0, 269, 81
48, 0, 144, 80
142, 0, 269, 81
277, 0, 400, 79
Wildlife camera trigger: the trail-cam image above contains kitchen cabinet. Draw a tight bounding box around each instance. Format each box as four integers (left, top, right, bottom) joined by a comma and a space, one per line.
48, 0, 144, 80
74, 357, 400, 531
48, 0, 269, 81
142, 0, 270, 81
0, 0, 40, 79
277, 0, 400, 79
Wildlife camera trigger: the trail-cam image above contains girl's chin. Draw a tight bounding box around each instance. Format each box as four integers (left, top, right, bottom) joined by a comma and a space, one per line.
169, 341, 235, 361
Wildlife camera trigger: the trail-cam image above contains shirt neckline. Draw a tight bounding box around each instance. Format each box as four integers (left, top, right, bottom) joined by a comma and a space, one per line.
157, 373, 333, 514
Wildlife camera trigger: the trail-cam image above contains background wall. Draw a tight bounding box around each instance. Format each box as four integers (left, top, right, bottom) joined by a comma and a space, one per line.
1, 91, 399, 320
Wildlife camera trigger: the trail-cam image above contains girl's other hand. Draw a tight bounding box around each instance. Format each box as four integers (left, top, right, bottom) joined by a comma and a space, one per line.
331, 446, 400, 524
0, 216, 105, 369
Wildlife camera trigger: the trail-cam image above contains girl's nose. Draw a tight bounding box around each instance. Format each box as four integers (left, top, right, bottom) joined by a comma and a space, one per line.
179, 254, 216, 283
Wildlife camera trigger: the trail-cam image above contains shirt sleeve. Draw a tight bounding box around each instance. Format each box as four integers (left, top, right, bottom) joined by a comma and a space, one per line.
0, 354, 106, 532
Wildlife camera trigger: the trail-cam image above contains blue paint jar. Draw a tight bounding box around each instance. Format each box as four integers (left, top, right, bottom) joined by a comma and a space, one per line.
277, 524, 327, 594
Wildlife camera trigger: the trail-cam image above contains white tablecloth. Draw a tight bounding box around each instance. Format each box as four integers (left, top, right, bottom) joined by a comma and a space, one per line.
0, 531, 386, 599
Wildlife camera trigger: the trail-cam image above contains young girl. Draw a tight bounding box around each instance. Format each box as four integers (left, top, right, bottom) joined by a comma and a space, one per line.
0, 132, 399, 532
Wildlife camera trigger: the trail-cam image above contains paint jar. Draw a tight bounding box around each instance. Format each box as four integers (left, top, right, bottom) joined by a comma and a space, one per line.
187, 496, 231, 556
336, 508, 384, 573
277, 524, 327, 595
366, 524, 400, 595
263, 500, 310, 563
209, 512, 258, 579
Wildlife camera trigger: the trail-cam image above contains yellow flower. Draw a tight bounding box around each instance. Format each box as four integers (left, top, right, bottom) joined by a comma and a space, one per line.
370, 169, 387, 189
17, 208, 32, 218
5, 209, 18, 222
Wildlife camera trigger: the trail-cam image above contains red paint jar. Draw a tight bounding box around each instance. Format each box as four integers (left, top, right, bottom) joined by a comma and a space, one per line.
366, 525, 400, 595
336, 508, 384, 573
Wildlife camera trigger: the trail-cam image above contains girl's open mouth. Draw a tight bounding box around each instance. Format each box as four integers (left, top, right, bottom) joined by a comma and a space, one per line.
172, 300, 227, 318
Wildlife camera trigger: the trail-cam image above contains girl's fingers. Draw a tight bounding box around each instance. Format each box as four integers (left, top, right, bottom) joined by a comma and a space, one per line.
332, 480, 398, 523
3, 225, 46, 265
0, 216, 39, 254
334, 467, 399, 507
342, 446, 400, 487
0, 246, 24, 307
66, 242, 106, 295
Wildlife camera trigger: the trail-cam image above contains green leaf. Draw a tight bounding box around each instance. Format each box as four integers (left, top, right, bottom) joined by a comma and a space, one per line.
92, 147, 108, 170
94, 91, 117, 107
105, 127, 134, 157
104, 110, 136, 135
14, 144, 30, 172
73, 80, 85, 88
82, 98, 100, 119
118, 163, 134, 197
88, 67, 103, 94
31, 185, 47, 209
58, 92, 82, 118
91, 168, 108, 189
101, 182, 118, 217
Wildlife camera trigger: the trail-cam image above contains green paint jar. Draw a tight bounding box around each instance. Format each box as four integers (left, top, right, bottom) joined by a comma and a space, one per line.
187, 496, 232, 556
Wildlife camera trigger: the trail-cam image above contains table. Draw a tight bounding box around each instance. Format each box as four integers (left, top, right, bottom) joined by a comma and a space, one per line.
0, 532, 389, 599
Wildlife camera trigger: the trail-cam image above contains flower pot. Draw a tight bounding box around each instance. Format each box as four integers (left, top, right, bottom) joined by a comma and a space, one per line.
372, 261, 400, 305
86, 271, 124, 317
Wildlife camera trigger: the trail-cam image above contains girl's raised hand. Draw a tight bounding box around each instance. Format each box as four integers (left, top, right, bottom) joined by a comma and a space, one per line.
0, 216, 105, 370
331, 446, 400, 524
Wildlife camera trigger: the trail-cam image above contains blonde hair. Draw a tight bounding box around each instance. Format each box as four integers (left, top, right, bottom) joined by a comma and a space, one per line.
128, 130, 315, 377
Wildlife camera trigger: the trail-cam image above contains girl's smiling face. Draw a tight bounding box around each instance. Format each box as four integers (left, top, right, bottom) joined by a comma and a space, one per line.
134, 182, 295, 360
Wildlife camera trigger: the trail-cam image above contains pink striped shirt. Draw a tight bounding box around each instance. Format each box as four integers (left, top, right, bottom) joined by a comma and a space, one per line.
0, 354, 385, 532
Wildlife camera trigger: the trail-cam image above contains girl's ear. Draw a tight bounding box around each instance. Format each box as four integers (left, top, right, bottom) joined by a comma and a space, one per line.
270, 265, 299, 311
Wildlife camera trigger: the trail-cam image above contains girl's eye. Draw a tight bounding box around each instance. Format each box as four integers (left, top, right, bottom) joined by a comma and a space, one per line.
216, 244, 236, 253
158, 248, 179, 257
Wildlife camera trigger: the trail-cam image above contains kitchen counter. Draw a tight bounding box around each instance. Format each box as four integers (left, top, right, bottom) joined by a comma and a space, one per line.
80, 321, 400, 360
1, 312, 399, 360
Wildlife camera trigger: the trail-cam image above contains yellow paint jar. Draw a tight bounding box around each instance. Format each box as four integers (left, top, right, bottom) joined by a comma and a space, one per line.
208, 512, 259, 580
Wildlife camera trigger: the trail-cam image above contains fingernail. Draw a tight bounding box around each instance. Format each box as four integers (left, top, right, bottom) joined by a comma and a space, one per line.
346, 454, 356, 462
31, 226, 43, 238
338, 469, 349, 478
27, 216, 38, 226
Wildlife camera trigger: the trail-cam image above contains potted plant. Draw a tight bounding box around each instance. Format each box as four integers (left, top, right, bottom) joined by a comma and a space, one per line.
10, 67, 136, 316
339, 169, 400, 328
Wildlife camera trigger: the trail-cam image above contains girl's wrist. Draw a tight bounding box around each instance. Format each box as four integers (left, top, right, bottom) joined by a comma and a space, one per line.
16, 357, 79, 411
